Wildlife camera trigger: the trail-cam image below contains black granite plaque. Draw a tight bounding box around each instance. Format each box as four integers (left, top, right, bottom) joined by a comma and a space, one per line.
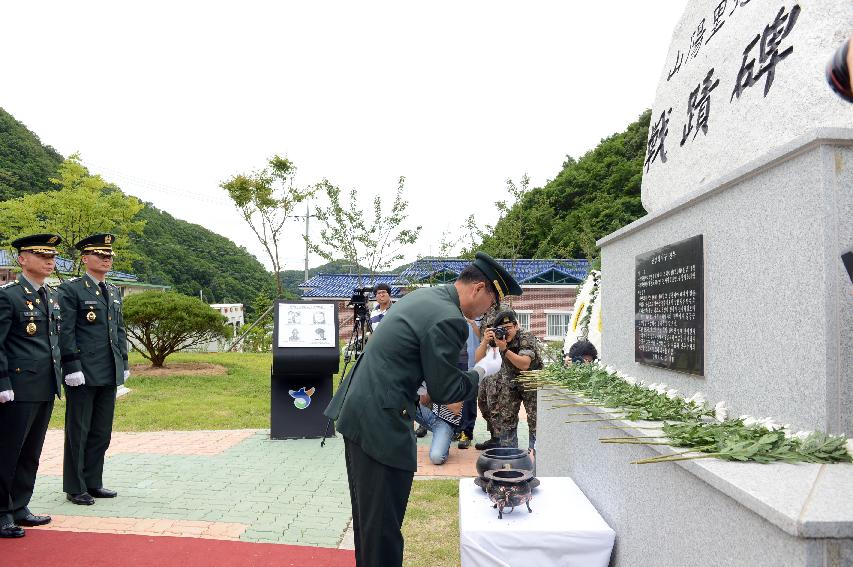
635, 234, 704, 375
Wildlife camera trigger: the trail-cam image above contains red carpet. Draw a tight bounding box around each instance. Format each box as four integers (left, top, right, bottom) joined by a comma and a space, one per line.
0, 529, 355, 567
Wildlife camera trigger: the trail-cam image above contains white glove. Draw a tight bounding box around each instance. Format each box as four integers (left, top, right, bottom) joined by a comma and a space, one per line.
0, 390, 14, 403
123, 370, 130, 381
474, 347, 503, 377
64, 371, 86, 387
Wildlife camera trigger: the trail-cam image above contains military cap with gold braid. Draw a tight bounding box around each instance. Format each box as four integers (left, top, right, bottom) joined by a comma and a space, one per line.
471, 251, 523, 300
11, 233, 62, 256
75, 233, 116, 256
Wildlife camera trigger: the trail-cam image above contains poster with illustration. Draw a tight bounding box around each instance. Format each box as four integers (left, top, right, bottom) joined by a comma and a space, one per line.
277, 303, 335, 348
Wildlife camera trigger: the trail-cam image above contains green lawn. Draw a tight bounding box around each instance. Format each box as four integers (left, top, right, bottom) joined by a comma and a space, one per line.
403, 480, 461, 567
49, 351, 347, 431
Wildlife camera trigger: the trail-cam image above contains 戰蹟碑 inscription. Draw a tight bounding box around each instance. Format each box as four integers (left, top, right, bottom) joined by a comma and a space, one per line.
635, 235, 704, 375
641, 1, 853, 212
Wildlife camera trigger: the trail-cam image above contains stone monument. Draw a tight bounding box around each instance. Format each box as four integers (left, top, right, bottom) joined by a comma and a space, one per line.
539, 2, 853, 565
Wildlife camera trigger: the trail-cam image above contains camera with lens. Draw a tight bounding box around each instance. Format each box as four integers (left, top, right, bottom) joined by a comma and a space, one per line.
493, 326, 509, 340
348, 286, 374, 308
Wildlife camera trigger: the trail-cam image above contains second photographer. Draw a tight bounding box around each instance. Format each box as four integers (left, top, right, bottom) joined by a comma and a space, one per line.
475, 309, 543, 452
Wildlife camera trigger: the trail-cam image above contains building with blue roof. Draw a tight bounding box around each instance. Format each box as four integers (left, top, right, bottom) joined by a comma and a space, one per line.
300, 258, 590, 342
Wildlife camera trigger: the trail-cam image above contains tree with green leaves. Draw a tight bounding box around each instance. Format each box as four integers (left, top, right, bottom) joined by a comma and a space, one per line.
221, 156, 314, 298
308, 176, 421, 285
0, 153, 146, 274
123, 291, 231, 367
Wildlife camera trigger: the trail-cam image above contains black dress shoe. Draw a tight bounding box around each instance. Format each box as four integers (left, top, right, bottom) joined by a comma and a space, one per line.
67, 492, 95, 505
15, 513, 51, 527
88, 487, 117, 498
0, 522, 25, 538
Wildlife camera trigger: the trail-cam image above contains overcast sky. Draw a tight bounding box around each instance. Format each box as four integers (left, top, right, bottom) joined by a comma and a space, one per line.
2, 1, 688, 272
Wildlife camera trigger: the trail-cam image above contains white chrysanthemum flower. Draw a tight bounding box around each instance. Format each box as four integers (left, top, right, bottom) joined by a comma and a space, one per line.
686, 392, 706, 406
757, 417, 782, 431
564, 270, 601, 351
587, 288, 602, 353
605, 365, 616, 375
623, 376, 637, 385
653, 384, 668, 395
665, 389, 679, 399
741, 416, 759, 428
713, 401, 728, 422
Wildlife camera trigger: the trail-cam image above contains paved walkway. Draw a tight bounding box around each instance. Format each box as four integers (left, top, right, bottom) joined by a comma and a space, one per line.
27, 414, 529, 549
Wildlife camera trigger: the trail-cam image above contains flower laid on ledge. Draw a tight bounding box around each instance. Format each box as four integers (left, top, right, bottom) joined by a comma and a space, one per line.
519, 363, 852, 465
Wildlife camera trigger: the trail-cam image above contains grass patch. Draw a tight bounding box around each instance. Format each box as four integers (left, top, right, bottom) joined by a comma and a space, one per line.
49, 350, 345, 431
403, 480, 460, 567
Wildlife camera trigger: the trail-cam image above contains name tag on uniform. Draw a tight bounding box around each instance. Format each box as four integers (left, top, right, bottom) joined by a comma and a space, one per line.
84, 300, 99, 305
21, 311, 40, 317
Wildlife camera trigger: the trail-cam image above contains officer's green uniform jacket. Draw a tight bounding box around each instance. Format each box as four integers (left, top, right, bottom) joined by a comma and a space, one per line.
0, 275, 62, 400
325, 285, 480, 472
58, 274, 128, 385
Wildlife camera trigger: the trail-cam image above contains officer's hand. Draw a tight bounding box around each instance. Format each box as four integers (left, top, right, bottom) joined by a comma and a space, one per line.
474, 347, 502, 377
494, 336, 508, 352
0, 390, 14, 403
64, 371, 85, 387
123, 370, 130, 381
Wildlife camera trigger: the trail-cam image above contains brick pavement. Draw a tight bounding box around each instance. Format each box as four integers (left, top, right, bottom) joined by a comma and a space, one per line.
27, 414, 529, 549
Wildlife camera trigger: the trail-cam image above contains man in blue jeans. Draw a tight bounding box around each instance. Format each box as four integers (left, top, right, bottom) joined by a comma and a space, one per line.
413, 397, 460, 465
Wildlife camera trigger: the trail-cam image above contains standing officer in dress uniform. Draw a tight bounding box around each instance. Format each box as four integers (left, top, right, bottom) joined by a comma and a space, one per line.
325, 252, 521, 567
59, 233, 129, 505
0, 234, 63, 537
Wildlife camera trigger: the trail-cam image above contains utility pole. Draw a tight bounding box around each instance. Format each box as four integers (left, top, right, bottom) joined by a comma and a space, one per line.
304, 202, 310, 284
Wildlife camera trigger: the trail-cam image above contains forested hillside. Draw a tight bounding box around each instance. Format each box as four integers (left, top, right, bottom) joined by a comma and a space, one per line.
476, 110, 650, 260
130, 205, 275, 304
0, 108, 64, 199
0, 107, 275, 308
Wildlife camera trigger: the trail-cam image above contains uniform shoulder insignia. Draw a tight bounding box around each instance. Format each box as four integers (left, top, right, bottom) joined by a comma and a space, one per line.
68, 277, 81, 282
1, 280, 19, 289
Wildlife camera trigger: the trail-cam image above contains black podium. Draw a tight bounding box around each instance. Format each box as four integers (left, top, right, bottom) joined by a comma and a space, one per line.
271, 300, 340, 439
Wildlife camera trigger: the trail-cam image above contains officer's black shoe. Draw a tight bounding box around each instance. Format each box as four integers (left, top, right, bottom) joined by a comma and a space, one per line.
0, 522, 25, 538
474, 437, 500, 450
88, 487, 118, 498
15, 512, 51, 526
415, 424, 428, 438
67, 492, 95, 505
458, 432, 472, 449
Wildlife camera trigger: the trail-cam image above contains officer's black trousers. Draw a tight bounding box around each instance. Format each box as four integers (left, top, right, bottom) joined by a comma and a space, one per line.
344, 438, 414, 567
63, 385, 116, 494
0, 400, 53, 523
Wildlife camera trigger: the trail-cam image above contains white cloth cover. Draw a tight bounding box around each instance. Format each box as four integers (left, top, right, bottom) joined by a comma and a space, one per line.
459, 476, 615, 567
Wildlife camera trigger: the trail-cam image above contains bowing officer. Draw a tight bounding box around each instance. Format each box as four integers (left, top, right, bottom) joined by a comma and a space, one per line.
59, 233, 129, 505
325, 252, 521, 567
0, 234, 63, 538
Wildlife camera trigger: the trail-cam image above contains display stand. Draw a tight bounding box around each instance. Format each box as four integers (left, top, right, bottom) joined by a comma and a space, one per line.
270, 300, 339, 439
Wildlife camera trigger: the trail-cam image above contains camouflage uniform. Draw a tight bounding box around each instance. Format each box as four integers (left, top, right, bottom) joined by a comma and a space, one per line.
474, 303, 507, 440
487, 329, 543, 450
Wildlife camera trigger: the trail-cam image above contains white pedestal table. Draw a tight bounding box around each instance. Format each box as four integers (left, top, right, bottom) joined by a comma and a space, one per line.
459, 476, 615, 567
